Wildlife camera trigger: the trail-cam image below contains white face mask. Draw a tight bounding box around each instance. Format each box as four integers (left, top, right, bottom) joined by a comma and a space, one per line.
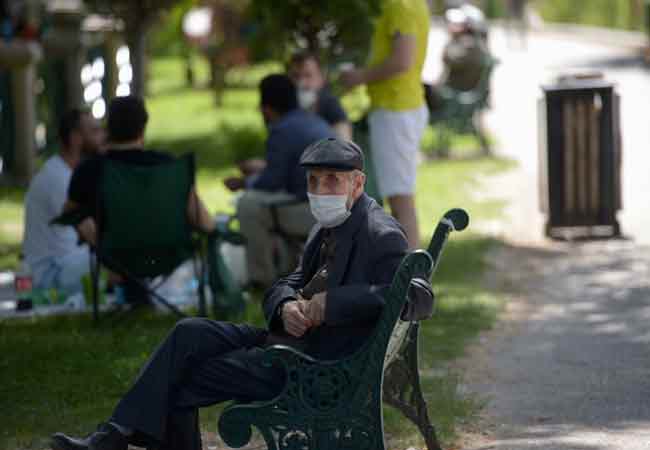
297, 87, 318, 110
307, 193, 351, 228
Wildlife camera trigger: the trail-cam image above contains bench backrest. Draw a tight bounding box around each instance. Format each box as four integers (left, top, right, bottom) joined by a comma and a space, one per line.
342, 209, 469, 407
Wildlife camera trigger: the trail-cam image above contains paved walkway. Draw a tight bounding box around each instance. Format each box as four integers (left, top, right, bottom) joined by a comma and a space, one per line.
461, 241, 650, 450
423, 24, 650, 450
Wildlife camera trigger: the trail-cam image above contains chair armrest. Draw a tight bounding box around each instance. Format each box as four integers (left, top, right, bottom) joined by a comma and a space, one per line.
204, 215, 246, 245
50, 208, 90, 227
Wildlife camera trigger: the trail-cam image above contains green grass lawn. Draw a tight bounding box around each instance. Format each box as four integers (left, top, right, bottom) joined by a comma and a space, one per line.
0, 56, 513, 449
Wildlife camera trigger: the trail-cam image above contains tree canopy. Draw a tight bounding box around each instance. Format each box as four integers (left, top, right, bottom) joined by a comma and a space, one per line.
248, 0, 381, 65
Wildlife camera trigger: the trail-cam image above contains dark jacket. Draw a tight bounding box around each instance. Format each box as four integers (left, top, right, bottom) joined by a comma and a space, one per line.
251, 109, 334, 200
263, 193, 408, 360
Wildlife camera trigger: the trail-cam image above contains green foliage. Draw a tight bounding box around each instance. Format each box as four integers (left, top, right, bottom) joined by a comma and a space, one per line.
149, 0, 198, 57
535, 0, 645, 31
85, 0, 181, 23
247, 0, 381, 64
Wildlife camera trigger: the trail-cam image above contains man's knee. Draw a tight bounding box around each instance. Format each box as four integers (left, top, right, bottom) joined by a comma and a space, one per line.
236, 193, 265, 221
173, 317, 213, 340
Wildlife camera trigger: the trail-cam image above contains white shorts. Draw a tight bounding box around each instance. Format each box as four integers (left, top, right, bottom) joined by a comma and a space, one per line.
368, 106, 429, 197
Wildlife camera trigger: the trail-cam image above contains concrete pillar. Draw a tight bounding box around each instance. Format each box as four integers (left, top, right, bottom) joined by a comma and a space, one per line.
42, 9, 86, 111
0, 41, 42, 184
104, 31, 121, 103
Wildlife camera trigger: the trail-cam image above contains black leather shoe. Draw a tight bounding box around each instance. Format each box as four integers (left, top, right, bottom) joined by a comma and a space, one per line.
51, 423, 128, 450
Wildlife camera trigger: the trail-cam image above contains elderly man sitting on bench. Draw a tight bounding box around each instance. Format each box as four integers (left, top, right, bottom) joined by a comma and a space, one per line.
50, 138, 409, 450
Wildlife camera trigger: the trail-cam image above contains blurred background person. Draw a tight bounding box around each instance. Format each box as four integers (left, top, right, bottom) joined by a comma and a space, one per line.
224, 74, 334, 287
22, 108, 105, 296
424, 6, 492, 114
339, 0, 430, 249
287, 50, 351, 140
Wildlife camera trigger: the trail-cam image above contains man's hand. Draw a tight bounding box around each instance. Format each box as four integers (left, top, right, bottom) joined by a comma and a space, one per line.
224, 177, 245, 192
76, 217, 97, 246
339, 69, 366, 91
281, 301, 312, 337
300, 292, 327, 327
238, 158, 266, 177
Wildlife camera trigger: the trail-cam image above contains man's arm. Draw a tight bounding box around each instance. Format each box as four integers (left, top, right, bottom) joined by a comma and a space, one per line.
339, 33, 416, 89
250, 138, 288, 192
263, 264, 305, 331
60, 200, 97, 246
186, 188, 216, 233
263, 225, 320, 330
318, 93, 352, 140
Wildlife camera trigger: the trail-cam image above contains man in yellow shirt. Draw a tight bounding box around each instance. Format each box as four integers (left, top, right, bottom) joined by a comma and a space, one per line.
341, 0, 430, 249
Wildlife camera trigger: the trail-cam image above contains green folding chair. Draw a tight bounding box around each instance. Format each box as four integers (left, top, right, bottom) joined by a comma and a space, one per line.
54, 153, 246, 322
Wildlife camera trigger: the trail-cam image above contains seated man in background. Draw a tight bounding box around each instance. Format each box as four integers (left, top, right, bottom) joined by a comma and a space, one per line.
22, 108, 105, 295
63, 95, 215, 304
424, 6, 491, 114
287, 51, 352, 140
224, 74, 334, 287
51, 138, 410, 450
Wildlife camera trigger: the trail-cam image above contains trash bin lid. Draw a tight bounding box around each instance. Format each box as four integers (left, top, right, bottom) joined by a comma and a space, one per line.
541, 80, 615, 93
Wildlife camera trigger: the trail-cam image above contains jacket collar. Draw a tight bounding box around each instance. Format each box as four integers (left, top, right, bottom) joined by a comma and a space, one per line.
303, 193, 373, 286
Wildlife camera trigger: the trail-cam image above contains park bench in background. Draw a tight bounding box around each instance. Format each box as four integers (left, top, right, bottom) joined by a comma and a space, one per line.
426, 56, 497, 158
217, 208, 470, 450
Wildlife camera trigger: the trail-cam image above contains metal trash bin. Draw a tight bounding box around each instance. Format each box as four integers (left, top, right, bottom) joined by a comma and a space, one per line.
538, 76, 622, 238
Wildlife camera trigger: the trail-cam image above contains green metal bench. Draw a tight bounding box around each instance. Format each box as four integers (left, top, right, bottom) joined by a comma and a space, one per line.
427, 55, 497, 158
217, 208, 470, 450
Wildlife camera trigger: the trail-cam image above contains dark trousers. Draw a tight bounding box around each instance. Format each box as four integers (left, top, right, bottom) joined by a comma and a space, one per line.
110, 318, 283, 450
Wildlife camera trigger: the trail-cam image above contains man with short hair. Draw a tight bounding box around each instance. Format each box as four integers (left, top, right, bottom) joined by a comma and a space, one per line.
22, 108, 104, 295
287, 51, 352, 140
340, 0, 431, 250
224, 74, 334, 287
51, 138, 408, 450
63, 96, 215, 303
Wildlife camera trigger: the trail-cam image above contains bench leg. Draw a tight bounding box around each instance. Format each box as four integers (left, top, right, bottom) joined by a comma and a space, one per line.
384, 324, 443, 450
434, 124, 451, 159
473, 112, 491, 156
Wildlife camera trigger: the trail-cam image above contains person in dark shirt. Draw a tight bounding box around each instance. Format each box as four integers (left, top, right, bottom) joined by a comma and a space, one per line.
64, 96, 215, 302
287, 51, 351, 140
224, 75, 334, 287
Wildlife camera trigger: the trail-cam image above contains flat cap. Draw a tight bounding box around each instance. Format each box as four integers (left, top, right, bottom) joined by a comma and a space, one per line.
299, 138, 365, 172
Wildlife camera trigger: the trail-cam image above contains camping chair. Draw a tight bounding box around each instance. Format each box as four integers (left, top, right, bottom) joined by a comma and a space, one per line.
426, 54, 498, 157
54, 153, 245, 322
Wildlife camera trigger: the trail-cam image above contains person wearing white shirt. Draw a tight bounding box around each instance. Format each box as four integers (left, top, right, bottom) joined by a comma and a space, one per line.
22, 108, 105, 295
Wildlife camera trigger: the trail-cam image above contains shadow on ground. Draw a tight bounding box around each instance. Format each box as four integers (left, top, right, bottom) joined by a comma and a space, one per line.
463, 240, 650, 450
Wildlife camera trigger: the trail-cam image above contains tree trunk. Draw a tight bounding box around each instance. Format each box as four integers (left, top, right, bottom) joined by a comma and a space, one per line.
630, 0, 642, 29
126, 23, 149, 97
305, 29, 320, 55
